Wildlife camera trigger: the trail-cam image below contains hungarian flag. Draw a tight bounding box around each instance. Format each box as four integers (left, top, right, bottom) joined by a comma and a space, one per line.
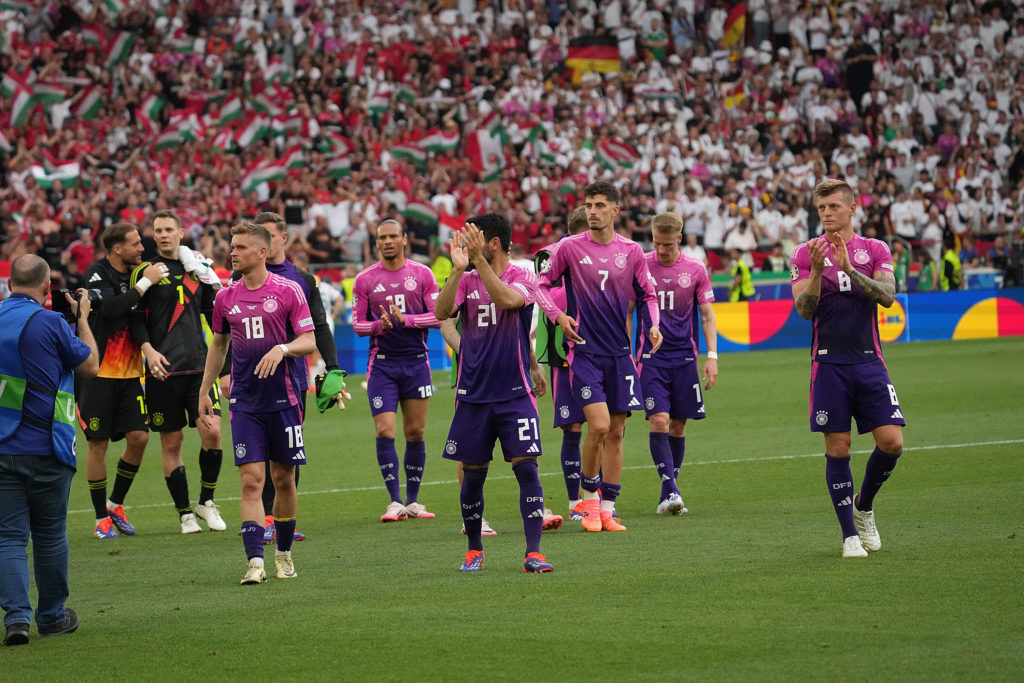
73, 85, 103, 120
241, 159, 285, 195
326, 154, 351, 178
403, 200, 439, 226
104, 31, 134, 69
420, 127, 460, 153
566, 35, 620, 79
280, 146, 304, 170
721, 3, 746, 49
597, 140, 639, 170
391, 143, 427, 168
465, 124, 505, 183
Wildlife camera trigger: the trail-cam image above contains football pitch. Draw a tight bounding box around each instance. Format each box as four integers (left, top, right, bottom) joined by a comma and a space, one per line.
8, 338, 1022, 680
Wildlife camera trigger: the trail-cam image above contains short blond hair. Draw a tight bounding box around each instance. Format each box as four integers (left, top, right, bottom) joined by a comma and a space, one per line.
813, 178, 854, 203
567, 206, 588, 235
231, 221, 271, 247
651, 212, 683, 236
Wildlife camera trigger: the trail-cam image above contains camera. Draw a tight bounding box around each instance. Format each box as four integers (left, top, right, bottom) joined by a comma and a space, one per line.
51, 288, 103, 325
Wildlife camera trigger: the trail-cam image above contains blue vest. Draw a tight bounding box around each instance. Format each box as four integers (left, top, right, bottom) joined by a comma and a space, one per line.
0, 297, 78, 466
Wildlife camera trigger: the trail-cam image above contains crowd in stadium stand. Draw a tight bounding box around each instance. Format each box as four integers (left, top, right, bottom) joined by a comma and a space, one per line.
2, 0, 1023, 300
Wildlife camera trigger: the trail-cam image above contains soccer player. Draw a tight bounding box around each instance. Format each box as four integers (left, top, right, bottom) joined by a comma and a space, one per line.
131, 210, 225, 534
534, 206, 588, 520
199, 222, 315, 584
352, 219, 441, 522
636, 212, 718, 514
435, 214, 554, 573
248, 212, 345, 544
536, 181, 662, 532
78, 223, 167, 538
791, 178, 905, 558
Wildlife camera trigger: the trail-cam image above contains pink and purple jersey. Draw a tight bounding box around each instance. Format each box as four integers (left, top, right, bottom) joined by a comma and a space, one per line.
537, 232, 659, 358
351, 260, 440, 366
452, 264, 536, 403
637, 252, 714, 367
791, 234, 894, 364
212, 273, 314, 413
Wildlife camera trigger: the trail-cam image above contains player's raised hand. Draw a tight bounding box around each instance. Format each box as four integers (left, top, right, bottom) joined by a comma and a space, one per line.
450, 232, 469, 271
702, 356, 718, 390
827, 232, 851, 272
389, 303, 406, 326
649, 325, 663, 354
463, 222, 486, 263
808, 235, 830, 273
556, 312, 584, 344
254, 344, 286, 379
379, 304, 393, 332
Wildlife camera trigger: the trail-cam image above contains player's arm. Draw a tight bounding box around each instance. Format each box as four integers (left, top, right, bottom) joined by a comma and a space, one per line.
698, 301, 719, 390
199, 331, 230, 425
635, 255, 662, 352
792, 238, 828, 319
435, 232, 468, 320
534, 242, 582, 343
464, 223, 525, 310
254, 330, 316, 379
350, 275, 385, 337
529, 346, 547, 398
826, 232, 895, 307
398, 271, 443, 329
299, 270, 340, 371
439, 316, 460, 354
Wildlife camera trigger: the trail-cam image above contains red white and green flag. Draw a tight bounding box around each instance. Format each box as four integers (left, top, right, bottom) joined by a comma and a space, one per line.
391, 143, 426, 168
0, 130, 11, 154
216, 95, 242, 124
104, 31, 134, 69
73, 85, 103, 120
234, 113, 271, 147
281, 146, 304, 170
30, 161, 80, 188
139, 93, 164, 121
396, 83, 416, 104
326, 154, 351, 178
465, 124, 505, 183
0, 68, 28, 99
212, 126, 235, 152
265, 57, 291, 85
241, 160, 286, 194
321, 131, 354, 156
420, 127, 460, 153
80, 27, 103, 50
30, 81, 66, 106
150, 128, 185, 151
402, 200, 439, 226
273, 113, 303, 137
102, 0, 125, 18
368, 90, 391, 115
597, 139, 639, 170
9, 87, 34, 128
0, 1, 36, 14
557, 176, 577, 195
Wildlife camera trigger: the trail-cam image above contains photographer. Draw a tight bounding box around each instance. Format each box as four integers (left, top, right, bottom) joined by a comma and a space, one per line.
1, 254, 98, 646
78, 223, 167, 539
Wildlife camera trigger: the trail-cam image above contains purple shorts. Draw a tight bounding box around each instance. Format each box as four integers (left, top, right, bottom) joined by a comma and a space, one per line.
442, 394, 542, 464
365, 361, 433, 416
810, 360, 906, 434
567, 352, 641, 414
638, 361, 706, 420
230, 406, 306, 466
551, 366, 585, 428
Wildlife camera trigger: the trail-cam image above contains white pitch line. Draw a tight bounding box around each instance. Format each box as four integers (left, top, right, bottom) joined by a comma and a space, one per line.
68, 438, 1024, 516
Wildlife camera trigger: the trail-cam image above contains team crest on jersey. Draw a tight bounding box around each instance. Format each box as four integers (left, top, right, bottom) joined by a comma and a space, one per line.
580, 386, 592, 400
151, 412, 164, 427
853, 249, 870, 265
445, 440, 458, 455
372, 396, 384, 410
677, 273, 692, 288
235, 444, 247, 459
614, 253, 627, 269
88, 417, 100, 432
645, 397, 656, 411
815, 410, 829, 426
403, 276, 417, 291
559, 406, 570, 419
262, 298, 279, 313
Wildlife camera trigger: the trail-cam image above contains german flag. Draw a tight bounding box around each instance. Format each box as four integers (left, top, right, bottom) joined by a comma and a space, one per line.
566, 34, 620, 80
721, 3, 746, 48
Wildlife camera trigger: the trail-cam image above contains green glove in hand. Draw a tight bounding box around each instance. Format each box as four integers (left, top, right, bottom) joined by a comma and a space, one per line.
314, 369, 351, 413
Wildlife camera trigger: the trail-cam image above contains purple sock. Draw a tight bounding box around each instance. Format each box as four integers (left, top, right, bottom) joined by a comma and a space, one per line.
581, 473, 601, 494
240, 520, 264, 561
669, 435, 686, 480
375, 437, 402, 503
825, 454, 858, 539
461, 467, 487, 551
404, 440, 427, 503
560, 430, 582, 500
600, 482, 621, 503
513, 460, 543, 555
857, 447, 902, 511
275, 517, 296, 552
649, 432, 676, 500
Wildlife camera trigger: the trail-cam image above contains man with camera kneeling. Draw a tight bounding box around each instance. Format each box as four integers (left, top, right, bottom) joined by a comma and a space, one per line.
76, 223, 166, 539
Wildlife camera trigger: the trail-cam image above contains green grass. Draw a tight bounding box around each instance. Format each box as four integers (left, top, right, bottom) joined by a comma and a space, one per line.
7, 338, 1023, 681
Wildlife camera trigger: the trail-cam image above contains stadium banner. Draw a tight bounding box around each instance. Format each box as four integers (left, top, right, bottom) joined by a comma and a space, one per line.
325, 290, 1024, 374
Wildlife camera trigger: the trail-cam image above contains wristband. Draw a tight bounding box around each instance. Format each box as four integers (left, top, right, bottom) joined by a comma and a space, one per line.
278, 344, 289, 357
135, 277, 153, 294
707, 351, 718, 360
